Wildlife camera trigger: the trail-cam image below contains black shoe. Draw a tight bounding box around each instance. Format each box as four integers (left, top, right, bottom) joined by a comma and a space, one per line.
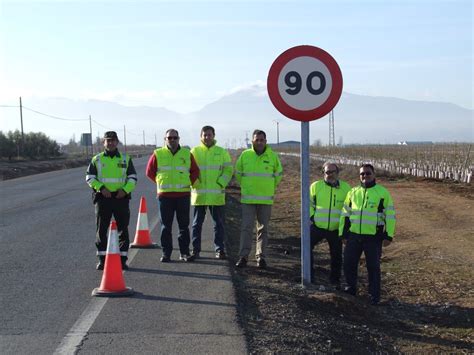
256, 258, 267, 269
370, 297, 380, 306
160, 255, 171, 262
330, 280, 341, 290
216, 250, 226, 259
121, 257, 128, 270
343, 286, 357, 296
187, 251, 199, 262
96, 256, 105, 270
235, 257, 247, 268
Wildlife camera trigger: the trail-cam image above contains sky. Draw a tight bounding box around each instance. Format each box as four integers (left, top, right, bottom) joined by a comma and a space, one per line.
0, 0, 472, 144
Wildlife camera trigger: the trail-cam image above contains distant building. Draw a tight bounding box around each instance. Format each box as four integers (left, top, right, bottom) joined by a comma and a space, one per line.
397, 141, 433, 146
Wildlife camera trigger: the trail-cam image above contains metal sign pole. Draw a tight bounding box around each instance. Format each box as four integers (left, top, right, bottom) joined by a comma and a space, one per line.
300, 121, 311, 286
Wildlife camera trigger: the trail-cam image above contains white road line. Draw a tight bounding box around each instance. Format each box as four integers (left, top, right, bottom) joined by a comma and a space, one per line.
54, 217, 159, 355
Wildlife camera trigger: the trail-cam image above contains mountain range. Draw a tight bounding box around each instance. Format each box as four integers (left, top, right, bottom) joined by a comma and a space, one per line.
2, 85, 472, 146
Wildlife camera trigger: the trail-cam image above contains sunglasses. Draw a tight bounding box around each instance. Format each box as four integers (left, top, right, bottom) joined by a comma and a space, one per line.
360, 172, 372, 176
324, 170, 337, 174
166, 136, 179, 140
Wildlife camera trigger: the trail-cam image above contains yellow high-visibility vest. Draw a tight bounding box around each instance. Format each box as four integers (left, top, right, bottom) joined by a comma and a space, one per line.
154, 146, 191, 193
191, 141, 233, 206
235, 146, 283, 205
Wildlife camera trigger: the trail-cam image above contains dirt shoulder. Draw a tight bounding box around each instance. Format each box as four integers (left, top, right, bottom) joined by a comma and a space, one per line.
0, 158, 90, 180
225, 155, 473, 354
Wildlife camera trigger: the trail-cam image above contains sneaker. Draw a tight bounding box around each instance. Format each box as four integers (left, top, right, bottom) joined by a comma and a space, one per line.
160, 255, 171, 262
256, 258, 267, 269
179, 254, 191, 262
215, 250, 226, 259
235, 257, 247, 268
121, 262, 129, 270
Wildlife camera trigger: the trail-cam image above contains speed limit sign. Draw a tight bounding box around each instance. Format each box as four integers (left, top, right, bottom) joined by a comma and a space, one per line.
267, 45, 343, 122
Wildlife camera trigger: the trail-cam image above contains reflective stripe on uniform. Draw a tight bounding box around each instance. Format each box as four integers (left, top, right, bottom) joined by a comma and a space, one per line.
194, 189, 224, 194
86, 174, 97, 182
241, 172, 274, 177
199, 165, 221, 171
158, 184, 190, 189
313, 217, 341, 223
101, 178, 126, 183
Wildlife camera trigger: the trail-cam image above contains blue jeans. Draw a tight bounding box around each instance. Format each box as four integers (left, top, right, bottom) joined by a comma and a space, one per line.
158, 195, 191, 257
191, 205, 225, 253
343, 233, 383, 301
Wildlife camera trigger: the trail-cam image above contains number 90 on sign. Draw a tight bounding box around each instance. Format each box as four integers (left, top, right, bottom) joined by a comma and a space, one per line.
278, 56, 332, 111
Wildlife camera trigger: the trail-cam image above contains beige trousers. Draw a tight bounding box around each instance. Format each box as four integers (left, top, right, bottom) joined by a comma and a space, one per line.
239, 203, 272, 259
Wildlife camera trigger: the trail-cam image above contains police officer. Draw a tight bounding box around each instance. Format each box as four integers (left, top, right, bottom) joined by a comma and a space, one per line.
86, 131, 137, 270
146, 129, 200, 262
309, 162, 351, 288
235, 130, 283, 269
190, 126, 233, 260
340, 163, 396, 305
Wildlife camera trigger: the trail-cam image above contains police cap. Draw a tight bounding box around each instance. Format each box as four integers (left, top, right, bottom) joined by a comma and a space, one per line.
103, 131, 118, 140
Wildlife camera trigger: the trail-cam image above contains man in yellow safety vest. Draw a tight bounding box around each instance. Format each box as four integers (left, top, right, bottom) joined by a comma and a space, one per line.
86, 131, 137, 270
235, 130, 283, 269
340, 163, 396, 305
309, 162, 351, 288
190, 126, 233, 260
146, 129, 200, 262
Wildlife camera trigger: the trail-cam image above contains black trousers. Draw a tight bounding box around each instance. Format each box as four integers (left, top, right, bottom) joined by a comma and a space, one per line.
95, 197, 130, 258
343, 233, 383, 302
310, 224, 342, 283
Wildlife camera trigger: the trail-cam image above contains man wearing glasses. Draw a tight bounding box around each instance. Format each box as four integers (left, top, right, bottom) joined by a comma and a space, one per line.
146, 129, 200, 262
309, 162, 351, 288
235, 130, 283, 269
339, 163, 396, 305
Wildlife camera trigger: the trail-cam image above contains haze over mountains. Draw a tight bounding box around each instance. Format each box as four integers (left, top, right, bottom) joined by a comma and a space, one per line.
3, 84, 472, 146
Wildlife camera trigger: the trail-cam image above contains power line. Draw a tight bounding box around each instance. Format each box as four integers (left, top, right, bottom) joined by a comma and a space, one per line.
22, 106, 89, 121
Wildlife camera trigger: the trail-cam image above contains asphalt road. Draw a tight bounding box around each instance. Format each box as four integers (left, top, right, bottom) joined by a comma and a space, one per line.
0, 157, 247, 354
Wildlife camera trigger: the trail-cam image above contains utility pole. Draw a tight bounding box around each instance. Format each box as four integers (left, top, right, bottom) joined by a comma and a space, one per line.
273, 120, 280, 146
143, 130, 146, 147
123, 125, 127, 153
89, 115, 93, 156
19, 97, 24, 157
329, 110, 335, 146
244, 131, 250, 148
154, 133, 157, 147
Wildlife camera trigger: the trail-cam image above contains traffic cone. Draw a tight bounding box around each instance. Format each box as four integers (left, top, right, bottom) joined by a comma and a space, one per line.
92, 220, 134, 297
130, 196, 158, 248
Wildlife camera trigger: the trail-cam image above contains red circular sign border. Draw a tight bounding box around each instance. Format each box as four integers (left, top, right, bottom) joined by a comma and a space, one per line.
267, 45, 343, 122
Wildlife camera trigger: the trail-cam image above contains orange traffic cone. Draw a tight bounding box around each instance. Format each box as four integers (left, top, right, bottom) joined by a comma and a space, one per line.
130, 196, 158, 248
92, 220, 134, 297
